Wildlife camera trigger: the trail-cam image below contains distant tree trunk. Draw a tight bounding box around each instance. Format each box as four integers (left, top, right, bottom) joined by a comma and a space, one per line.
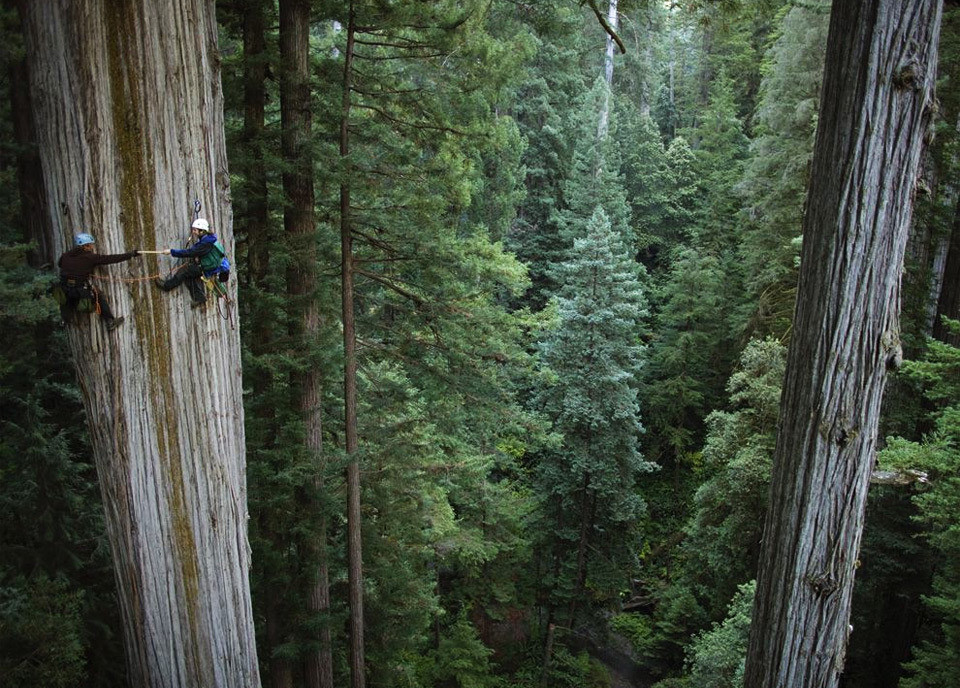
924, 217, 951, 332
639, 8, 654, 117
917, 112, 960, 338
567, 473, 592, 630
241, 0, 269, 291
597, 0, 617, 141
340, 5, 366, 688
540, 622, 556, 686
603, 0, 618, 88
273, 4, 311, 688
305, 523, 335, 688
542, 502, 562, 642
278, 0, 335, 686
933, 206, 960, 345
744, 2, 941, 687
265, 586, 293, 688
19, 1, 261, 686
8, 52, 51, 265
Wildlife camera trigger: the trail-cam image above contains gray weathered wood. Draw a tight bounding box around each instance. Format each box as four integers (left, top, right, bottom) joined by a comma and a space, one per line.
19, 2, 261, 686
597, 0, 618, 141
743, 2, 941, 687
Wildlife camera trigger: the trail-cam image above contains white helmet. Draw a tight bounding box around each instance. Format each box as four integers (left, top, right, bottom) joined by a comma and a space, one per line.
191, 218, 211, 233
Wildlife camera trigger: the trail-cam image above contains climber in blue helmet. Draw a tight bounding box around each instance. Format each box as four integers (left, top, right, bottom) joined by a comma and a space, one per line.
55, 232, 141, 330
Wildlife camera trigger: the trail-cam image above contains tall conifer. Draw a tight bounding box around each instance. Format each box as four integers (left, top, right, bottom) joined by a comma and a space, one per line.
536, 206, 654, 628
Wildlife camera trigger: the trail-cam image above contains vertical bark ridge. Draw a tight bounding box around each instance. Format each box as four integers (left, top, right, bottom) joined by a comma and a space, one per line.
744, 2, 941, 686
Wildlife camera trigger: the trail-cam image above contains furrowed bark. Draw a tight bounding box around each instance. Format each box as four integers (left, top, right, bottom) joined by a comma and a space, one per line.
20, 1, 260, 686
744, 2, 942, 687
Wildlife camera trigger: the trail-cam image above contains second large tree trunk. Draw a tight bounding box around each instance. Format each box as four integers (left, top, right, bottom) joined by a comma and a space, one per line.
744, 2, 941, 687
278, 0, 335, 686
20, 2, 261, 686
340, 6, 366, 688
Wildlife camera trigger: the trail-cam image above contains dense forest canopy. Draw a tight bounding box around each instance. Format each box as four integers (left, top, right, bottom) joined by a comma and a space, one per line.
1, 1, 958, 687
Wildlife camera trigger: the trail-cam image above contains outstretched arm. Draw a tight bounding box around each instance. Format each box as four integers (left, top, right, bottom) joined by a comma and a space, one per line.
169, 243, 214, 259
93, 250, 139, 265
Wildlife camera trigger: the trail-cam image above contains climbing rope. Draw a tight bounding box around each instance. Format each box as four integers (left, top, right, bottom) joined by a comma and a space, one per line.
202, 275, 236, 329
216, 292, 236, 330
87, 199, 235, 327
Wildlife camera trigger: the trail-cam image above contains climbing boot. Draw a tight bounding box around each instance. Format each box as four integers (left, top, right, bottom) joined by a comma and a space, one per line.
106, 316, 125, 331
154, 277, 167, 290
191, 300, 207, 310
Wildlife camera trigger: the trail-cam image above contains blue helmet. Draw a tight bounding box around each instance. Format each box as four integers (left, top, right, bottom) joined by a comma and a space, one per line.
74, 233, 95, 247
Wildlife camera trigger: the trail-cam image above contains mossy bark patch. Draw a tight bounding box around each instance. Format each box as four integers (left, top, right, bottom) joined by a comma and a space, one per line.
104, 0, 202, 675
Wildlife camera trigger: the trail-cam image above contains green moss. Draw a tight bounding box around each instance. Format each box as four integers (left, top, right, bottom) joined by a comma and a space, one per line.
104, 2, 202, 665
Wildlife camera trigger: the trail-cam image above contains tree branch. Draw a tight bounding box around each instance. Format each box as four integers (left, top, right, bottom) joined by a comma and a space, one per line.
349, 84, 428, 96
352, 37, 435, 50
352, 103, 468, 135
584, 0, 626, 54
355, 268, 425, 305
353, 50, 448, 61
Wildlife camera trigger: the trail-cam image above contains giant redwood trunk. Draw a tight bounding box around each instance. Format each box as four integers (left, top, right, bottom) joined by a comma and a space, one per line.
19, 2, 261, 686
744, 2, 941, 687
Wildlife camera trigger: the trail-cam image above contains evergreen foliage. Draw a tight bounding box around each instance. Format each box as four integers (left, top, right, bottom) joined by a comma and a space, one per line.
0, 574, 85, 687
642, 68, 748, 478
557, 78, 633, 248
0, 246, 123, 686
737, 1, 830, 339
642, 248, 732, 471
681, 69, 750, 253
618, 100, 674, 268
417, 611, 502, 688
661, 136, 700, 249
637, 339, 783, 676
5, 2, 958, 685
682, 338, 784, 615
506, 6, 583, 309
535, 206, 654, 622
877, 324, 960, 688
226, 1, 548, 681
677, 580, 756, 688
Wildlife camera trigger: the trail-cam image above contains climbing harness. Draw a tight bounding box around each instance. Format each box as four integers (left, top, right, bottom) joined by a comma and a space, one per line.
51, 277, 102, 317
201, 273, 235, 328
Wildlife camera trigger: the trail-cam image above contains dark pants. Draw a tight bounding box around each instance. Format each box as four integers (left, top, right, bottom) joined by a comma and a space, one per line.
59, 278, 116, 322
158, 263, 206, 304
